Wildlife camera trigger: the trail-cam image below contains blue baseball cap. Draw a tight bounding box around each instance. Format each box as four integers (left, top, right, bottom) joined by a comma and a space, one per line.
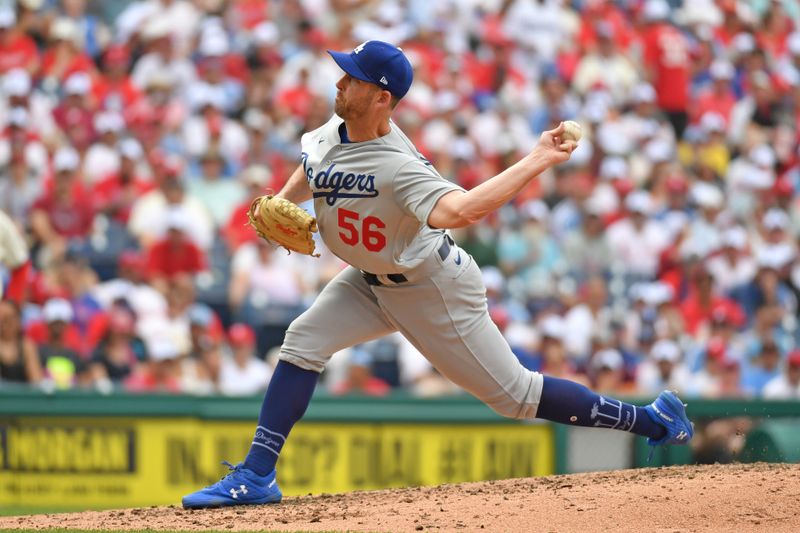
328, 40, 413, 99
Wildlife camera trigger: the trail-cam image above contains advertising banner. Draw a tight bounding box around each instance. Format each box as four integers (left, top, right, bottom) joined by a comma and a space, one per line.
0, 417, 553, 508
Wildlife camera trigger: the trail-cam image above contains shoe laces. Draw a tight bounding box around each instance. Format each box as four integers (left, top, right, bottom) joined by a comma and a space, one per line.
208, 460, 245, 486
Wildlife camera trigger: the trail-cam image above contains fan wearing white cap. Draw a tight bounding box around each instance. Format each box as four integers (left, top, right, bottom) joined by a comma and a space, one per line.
590, 348, 631, 394
144, 206, 208, 294
706, 226, 757, 294
534, 314, 588, 385
181, 82, 249, 164
125, 336, 184, 393
620, 82, 675, 154
606, 190, 671, 278
1, 68, 59, 146
92, 139, 153, 225
572, 21, 640, 104
692, 61, 736, 127
29, 146, 95, 259
83, 111, 127, 184
38, 298, 88, 389
640, 0, 691, 137
0, 6, 39, 75
636, 339, 692, 396
130, 16, 198, 94
52, 72, 97, 151
39, 17, 97, 97
725, 144, 777, 217
684, 182, 725, 257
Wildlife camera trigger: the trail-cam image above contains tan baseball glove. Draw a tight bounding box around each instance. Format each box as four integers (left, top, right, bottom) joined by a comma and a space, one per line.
246, 195, 319, 257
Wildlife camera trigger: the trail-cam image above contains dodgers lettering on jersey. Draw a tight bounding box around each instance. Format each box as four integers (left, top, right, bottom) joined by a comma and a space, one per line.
301, 115, 464, 274
302, 159, 378, 206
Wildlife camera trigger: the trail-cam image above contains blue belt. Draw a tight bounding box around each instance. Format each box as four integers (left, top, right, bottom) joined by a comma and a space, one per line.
362, 235, 453, 287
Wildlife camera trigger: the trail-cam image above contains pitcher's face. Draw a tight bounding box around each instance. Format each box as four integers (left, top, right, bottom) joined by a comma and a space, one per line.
334, 74, 380, 120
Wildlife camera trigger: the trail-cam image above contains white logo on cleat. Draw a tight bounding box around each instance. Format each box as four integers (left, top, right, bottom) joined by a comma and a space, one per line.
676, 431, 688, 441
230, 485, 248, 499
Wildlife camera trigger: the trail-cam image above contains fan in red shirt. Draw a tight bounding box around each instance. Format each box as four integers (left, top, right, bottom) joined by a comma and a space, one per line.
222, 165, 273, 251
93, 139, 155, 224
0, 7, 39, 75
691, 60, 737, 125
92, 45, 143, 112
30, 147, 95, 259
756, 3, 794, 61
52, 72, 97, 151
680, 263, 745, 336
145, 208, 207, 294
274, 67, 315, 121
576, 0, 635, 53
39, 17, 96, 85
638, 0, 691, 138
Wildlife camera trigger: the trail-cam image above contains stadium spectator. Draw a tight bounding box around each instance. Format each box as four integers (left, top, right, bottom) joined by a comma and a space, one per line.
742, 339, 784, 396
763, 350, 800, 398
222, 164, 272, 251
186, 149, 246, 227
29, 146, 94, 260
36, 297, 87, 389
130, 17, 196, 95
0, 6, 39, 75
125, 336, 182, 393
83, 110, 125, 184
0, 109, 49, 204
563, 276, 612, 362
0, 67, 57, 147
219, 323, 272, 396
639, 0, 691, 137
145, 208, 207, 293
636, 339, 692, 396
572, 22, 639, 103
41, 19, 96, 88
706, 226, 758, 294
607, 190, 670, 280
229, 238, 307, 354
128, 165, 213, 250
589, 348, 634, 395
92, 139, 154, 224
88, 306, 146, 391
0, 299, 42, 384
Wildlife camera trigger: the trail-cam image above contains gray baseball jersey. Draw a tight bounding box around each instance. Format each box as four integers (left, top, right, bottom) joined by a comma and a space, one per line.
300, 114, 464, 274
280, 115, 544, 420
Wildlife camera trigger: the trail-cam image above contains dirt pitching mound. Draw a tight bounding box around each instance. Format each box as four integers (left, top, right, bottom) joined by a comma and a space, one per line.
2, 463, 799, 532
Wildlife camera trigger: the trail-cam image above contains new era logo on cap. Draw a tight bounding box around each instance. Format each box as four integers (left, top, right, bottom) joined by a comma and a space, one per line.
328, 40, 413, 98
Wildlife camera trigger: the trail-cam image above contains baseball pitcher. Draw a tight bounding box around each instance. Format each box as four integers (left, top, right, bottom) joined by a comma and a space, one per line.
183, 40, 693, 508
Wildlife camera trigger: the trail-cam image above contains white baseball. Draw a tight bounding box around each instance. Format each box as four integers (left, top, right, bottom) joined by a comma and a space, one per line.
562, 120, 582, 142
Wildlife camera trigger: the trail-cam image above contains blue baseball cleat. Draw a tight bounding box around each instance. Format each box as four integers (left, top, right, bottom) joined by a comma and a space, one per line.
182, 461, 282, 509
644, 390, 694, 446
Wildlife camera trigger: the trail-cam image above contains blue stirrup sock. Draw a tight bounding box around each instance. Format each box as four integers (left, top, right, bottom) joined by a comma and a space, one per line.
536, 376, 666, 440
243, 361, 320, 476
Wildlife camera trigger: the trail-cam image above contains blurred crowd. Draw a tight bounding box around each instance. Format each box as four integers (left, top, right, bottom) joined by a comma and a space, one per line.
2, 0, 800, 401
